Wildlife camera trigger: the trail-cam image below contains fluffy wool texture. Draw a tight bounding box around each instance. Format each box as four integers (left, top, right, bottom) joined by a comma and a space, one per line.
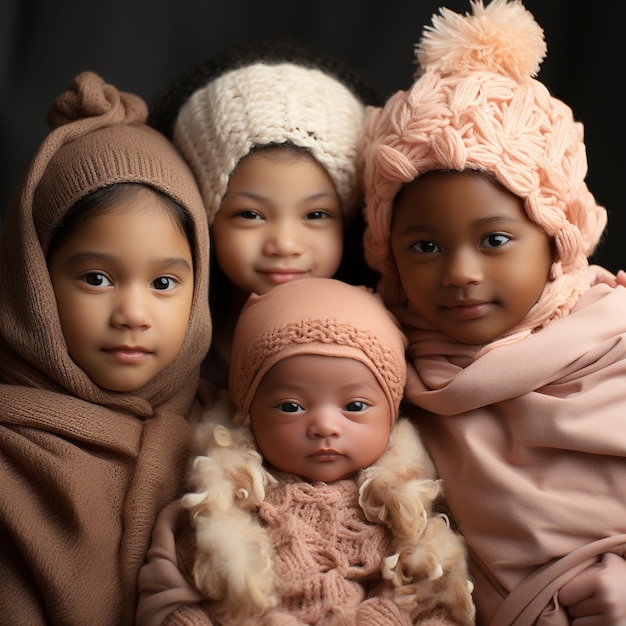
173, 61, 366, 224
0, 71, 211, 625
361, 0, 607, 352
180, 402, 475, 626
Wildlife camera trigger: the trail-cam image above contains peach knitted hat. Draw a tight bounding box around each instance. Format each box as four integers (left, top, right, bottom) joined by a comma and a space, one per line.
171, 44, 368, 224
229, 278, 407, 423
361, 0, 607, 339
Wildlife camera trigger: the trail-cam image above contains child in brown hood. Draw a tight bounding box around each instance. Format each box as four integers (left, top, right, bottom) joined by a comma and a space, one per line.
0, 71, 211, 625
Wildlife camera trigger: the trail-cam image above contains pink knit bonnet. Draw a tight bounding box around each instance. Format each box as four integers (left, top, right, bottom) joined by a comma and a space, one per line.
361, 0, 607, 338
229, 278, 407, 424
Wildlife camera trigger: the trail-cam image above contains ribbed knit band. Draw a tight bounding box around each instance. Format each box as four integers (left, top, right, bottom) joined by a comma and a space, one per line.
173, 63, 365, 224
33, 126, 204, 253
229, 278, 406, 422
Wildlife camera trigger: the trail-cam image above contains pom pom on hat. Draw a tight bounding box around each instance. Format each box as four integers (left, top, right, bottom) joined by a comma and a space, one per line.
31, 71, 206, 255
416, 0, 546, 81
168, 42, 371, 224
361, 0, 607, 337
228, 278, 407, 424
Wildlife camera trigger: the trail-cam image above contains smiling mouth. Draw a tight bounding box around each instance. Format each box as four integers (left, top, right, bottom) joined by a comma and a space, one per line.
261, 269, 306, 284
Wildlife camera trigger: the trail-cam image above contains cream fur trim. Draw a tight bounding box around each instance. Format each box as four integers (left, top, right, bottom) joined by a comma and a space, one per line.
184, 409, 475, 624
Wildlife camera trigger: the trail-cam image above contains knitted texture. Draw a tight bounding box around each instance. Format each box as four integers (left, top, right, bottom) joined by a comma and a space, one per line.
0, 72, 211, 624
256, 477, 409, 626
31, 72, 206, 254
361, 0, 607, 349
173, 61, 366, 223
228, 278, 407, 421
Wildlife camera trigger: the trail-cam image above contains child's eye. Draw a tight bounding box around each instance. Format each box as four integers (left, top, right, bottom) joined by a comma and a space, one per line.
276, 401, 302, 413
236, 210, 262, 220
83, 272, 111, 287
346, 401, 367, 412
152, 276, 176, 291
482, 233, 511, 248
411, 240, 440, 254
305, 210, 330, 220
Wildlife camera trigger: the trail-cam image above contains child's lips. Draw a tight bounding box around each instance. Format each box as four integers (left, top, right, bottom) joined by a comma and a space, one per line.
103, 346, 151, 364
443, 300, 494, 319
261, 268, 306, 284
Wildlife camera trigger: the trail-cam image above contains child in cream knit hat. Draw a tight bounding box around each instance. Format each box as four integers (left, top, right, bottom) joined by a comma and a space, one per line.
137, 278, 476, 626
0, 71, 211, 624
360, 1, 626, 623
149, 41, 380, 390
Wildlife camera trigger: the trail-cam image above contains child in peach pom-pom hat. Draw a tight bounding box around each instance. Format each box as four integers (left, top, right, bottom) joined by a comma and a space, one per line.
359, 0, 626, 624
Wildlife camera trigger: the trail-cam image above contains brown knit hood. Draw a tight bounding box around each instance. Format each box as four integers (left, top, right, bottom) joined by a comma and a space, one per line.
0, 71, 211, 625
0, 70, 211, 408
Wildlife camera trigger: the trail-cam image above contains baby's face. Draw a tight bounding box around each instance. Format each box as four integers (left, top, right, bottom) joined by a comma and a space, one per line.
249, 354, 392, 483
390, 170, 552, 345
212, 149, 344, 296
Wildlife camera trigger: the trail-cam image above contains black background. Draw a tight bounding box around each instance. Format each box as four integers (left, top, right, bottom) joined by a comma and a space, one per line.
2, 0, 624, 273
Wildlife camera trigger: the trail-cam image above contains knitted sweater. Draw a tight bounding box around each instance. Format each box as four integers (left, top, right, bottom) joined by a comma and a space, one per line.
137, 416, 476, 626
255, 476, 400, 623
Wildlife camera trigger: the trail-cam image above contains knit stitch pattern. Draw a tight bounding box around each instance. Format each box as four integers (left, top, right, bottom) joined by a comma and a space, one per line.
231, 319, 404, 420
258, 477, 398, 624
361, 0, 607, 351
174, 62, 365, 223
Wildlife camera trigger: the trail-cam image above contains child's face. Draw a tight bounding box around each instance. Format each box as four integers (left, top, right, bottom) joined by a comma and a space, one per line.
212, 150, 344, 296
249, 354, 392, 482
390, 171, 553, 345
48, 187, 195, 391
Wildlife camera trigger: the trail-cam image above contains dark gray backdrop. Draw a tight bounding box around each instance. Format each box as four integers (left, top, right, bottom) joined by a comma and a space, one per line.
2, 0, 624, 272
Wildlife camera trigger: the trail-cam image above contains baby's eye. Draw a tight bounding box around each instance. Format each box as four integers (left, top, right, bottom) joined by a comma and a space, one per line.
152, 276, 176, 291
83, 272, 111, 287
346, 401, 367, 412
481, 233, 510, 248
411, 240, 440, 254
276, 402, 302, 413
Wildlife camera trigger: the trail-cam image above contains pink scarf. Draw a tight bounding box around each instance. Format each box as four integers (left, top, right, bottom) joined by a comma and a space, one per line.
401, 283, 626, 625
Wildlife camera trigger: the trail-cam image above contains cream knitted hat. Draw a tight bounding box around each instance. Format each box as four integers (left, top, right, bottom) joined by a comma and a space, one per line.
229, 278, 407, 423
172, 54, 367, 224
361, 0, 607, 337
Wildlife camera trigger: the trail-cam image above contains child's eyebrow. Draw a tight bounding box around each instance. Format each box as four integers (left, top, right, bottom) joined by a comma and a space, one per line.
63, 252, 192, 271
399, 215, 524, 233
475, 215, 525, 227
228, 189, 337, 202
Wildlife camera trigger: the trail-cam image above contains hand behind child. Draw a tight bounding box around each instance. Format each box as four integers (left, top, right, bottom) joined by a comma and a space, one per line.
559, 552, 626, 625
